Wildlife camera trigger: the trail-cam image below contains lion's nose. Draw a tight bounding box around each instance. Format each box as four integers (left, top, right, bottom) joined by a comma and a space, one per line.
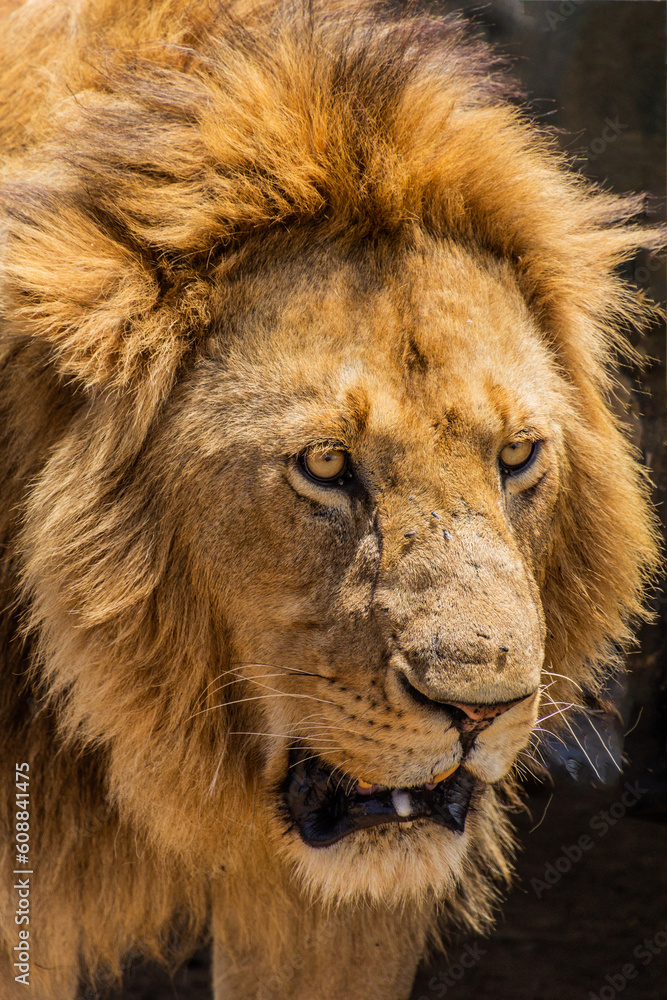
397, 672, 534, 734
444, 697, 529, 733
448, 700, 519, 721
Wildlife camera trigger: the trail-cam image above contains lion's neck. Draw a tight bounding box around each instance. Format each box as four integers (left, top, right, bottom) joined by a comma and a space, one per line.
211, 855, 433, 1000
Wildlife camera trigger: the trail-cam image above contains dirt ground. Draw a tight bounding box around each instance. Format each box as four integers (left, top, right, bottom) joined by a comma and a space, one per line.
412, 782, 667, 999
114, 3, 666, 998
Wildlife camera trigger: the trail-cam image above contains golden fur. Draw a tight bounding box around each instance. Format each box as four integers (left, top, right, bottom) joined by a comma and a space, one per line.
0, 1, 663, 998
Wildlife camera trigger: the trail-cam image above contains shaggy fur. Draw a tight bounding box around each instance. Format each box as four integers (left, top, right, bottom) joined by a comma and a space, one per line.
0, 1, 663, 998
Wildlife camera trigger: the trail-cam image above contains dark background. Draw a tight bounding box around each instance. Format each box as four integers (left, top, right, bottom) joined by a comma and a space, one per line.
115, 2, 667, 998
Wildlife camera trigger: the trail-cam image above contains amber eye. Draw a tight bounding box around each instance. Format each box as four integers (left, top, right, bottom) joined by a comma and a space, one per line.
303, 449, 348, 482
499, 439, 536, 474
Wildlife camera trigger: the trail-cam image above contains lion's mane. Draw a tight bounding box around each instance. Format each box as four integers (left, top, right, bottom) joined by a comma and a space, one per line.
0, 1, 662, 997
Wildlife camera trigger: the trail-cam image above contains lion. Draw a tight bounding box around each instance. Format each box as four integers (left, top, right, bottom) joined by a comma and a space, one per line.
0, 1, 663, 998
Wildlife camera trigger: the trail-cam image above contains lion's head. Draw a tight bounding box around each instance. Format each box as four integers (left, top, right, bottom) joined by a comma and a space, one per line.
1, 0, 662, 943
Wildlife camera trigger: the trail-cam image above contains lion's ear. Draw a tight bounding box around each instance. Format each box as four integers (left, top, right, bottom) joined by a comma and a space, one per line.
1, 179, 212, 403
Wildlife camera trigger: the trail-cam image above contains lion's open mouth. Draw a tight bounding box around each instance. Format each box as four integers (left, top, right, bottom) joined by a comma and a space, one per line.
282, 747, 477, 847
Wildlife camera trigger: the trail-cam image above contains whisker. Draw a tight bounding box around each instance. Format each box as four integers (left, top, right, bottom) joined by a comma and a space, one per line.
197, 661, 332, 707
512, 759, 532, 781
198, 672, 294, 705
540, 691, 622, 778
298, 721, 369, 741
541, 670, 584, 693
293, 749, 340, 768
292, 712, 330, 725
539, 690, 575, 707
185, 692, 339, 723
228, 731, 336, 750
624, 706, 643, 737
581, 714, 623, 773
532, 726, 569, 748
207, 732, 230, 798
558, 714, 608, 781
525, 744, 550, 772
233, 661, 329, 680
328, 761, 354, 796
528, 791, 554, 833
536, 703, 576, 725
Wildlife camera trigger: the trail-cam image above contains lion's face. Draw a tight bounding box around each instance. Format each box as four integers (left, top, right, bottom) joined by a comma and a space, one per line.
2, 3, 662, 990
150, 240, 570, 902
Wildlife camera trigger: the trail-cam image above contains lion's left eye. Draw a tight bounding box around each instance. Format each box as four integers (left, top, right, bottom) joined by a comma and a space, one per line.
499, 439, 537, 474
302, 449, 349, 483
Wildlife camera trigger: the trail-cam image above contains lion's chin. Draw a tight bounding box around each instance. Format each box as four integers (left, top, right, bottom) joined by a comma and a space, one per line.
280, 815, 472, 906
275, 748, 478, 905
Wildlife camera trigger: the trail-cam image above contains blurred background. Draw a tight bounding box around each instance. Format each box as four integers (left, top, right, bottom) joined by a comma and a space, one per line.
115, 2, 666, 998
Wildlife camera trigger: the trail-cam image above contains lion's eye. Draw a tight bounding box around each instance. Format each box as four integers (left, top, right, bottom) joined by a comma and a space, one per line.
499, 439, 536, 474
303, 449, 348, 482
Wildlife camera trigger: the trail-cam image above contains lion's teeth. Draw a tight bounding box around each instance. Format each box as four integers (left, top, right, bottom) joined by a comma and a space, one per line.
431, 764, 460, 784
356, 779, 384, 795
355, 767, 458, 799
391, 789, 412, 817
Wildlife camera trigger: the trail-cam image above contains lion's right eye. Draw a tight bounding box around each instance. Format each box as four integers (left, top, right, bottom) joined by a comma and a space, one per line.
499, 439, 537, 475
302, 449, 348, 483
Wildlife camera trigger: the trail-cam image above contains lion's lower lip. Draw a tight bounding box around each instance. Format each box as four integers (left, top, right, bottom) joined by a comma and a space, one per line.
282, 748, 477, 847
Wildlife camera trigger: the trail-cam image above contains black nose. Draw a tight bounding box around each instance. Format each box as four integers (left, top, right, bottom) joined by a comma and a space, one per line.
398, 672, 533, 734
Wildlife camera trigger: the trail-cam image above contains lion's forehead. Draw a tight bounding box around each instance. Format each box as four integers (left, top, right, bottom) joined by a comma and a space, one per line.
216, 248, 567, 457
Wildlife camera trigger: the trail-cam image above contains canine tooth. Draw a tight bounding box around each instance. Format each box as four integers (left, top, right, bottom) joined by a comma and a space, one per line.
391, 789, 412, 817
431, 764, 460, 784
356, 779, 383, 795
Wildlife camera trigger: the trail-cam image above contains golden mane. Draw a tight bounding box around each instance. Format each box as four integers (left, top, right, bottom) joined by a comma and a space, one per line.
2, 0, 661, 689
0, 2, 663, 997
